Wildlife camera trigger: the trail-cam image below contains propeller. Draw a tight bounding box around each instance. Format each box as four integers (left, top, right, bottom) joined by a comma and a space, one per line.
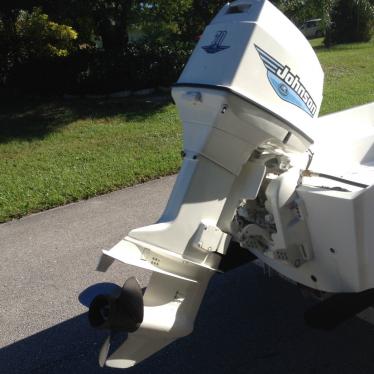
88, 277, 144, 367
79, 282, 121, 308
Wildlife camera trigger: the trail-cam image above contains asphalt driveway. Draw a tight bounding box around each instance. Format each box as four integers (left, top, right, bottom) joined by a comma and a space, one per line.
1, 175, 374, 374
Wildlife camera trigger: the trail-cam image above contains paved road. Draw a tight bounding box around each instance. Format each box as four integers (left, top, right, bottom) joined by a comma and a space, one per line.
1, 175, 374, 374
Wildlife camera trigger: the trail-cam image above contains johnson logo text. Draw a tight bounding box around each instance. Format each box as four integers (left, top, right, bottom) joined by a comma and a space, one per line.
255, 45, 317, 117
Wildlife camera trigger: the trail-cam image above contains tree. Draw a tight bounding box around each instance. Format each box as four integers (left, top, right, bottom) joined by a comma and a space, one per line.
132, 0, 227, 44
37, 0, 134, 52
0, 5, 77, 86
132, 0, 192, 44
271, 0, 334, 28
92, 0, 133, 52
183, 0, 227, 41
15, 8, 77, 58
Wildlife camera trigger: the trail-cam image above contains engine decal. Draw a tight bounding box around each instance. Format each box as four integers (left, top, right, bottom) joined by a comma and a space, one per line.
255, 45, 317, 117
202, 31, 230, 54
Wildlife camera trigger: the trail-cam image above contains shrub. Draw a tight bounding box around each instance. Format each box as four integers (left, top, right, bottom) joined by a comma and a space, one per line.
15, 8, 78, 58
2, 42, 192, 96
326, 0, 374, 45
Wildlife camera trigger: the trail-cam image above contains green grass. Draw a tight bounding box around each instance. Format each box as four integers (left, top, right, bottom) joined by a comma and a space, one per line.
0, 96, 182, 222
311, 37, 374, 114
0, 38, 373, 222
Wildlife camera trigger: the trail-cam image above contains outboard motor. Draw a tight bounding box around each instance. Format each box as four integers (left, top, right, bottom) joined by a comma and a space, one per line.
88, 0, 374, 368
89, 0, 324, 368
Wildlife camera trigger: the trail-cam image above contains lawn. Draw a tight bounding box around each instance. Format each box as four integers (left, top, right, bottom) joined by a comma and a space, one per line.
0, 96, 182, 222
312, 38, 374, 114
0, 38, 373, 222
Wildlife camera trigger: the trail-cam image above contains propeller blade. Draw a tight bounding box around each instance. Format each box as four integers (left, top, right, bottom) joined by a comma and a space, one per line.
79, 283, 121, 308
119, 277, 144, 325
99, 335, 111, 368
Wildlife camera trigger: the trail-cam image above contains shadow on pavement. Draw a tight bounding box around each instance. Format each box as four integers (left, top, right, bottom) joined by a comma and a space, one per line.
2, 265, 374, 374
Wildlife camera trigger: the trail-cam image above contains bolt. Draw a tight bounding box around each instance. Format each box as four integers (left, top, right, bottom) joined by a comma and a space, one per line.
265, 214, 274, 223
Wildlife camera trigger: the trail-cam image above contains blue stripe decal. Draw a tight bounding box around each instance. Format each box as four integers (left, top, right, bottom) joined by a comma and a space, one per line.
264, 64, 277, 74
262, 58, 281, 71
256, 48, 283, 69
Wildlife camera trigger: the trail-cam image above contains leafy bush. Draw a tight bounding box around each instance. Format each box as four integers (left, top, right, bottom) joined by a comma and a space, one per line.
0, 7, 78, 92
15, 7, 78, 58
326, 0, 374, 45
5, 52, 87, 95
2, 42, 192, 95
77, 42, 192, 93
